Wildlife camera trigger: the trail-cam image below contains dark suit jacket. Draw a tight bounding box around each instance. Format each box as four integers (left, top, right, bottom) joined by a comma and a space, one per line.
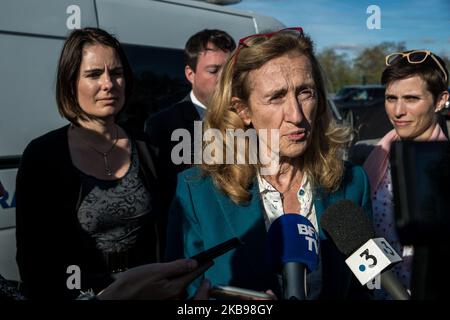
15, 125, 162, 299
145, 95, 201, 250
166, 163, 374, 299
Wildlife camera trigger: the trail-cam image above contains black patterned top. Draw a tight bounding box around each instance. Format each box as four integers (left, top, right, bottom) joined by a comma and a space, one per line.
77, 142, 153, 273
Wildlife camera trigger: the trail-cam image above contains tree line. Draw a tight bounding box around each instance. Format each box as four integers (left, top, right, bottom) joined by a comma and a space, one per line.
317, 41, 450, 94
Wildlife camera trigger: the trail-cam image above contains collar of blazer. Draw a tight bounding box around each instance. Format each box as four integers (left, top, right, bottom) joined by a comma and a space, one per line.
213, 180, 266, 240
181, 94, 202, 122
211, 176, 345, 241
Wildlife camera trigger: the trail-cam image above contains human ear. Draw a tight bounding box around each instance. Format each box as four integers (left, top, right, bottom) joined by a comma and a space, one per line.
185, 65, 195, 85
434, 90, 449, 112
232, 97, 251, 126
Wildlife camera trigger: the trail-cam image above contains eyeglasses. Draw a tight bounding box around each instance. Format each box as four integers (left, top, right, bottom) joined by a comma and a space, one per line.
233, 27, 304, 66
385, 50, 448, 82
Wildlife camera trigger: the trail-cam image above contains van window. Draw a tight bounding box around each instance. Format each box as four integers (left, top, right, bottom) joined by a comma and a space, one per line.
119, 44, 190, 130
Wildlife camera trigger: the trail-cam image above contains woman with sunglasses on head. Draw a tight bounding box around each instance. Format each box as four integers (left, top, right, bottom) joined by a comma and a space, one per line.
166, 28, 373, 300
15, 27, 167, 299
363, 50, 449, 299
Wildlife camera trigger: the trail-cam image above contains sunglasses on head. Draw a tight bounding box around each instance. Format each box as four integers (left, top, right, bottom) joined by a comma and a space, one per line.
233, 27, 304, 66
385, 50, 448, 82
238, 27, 304, 47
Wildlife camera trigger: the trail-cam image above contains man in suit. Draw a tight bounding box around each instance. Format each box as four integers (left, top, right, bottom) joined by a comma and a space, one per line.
145, 29, 236, 250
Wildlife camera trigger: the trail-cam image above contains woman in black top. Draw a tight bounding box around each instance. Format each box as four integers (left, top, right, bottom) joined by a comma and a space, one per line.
15, 28, 163, 299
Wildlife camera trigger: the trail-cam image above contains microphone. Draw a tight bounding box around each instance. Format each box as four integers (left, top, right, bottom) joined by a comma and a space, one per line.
266, 214, 320, 300
320, 200, 410, 300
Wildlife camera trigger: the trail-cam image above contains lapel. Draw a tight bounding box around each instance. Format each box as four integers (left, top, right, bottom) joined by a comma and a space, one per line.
210, 175, 353, 298
211, 179, 276, 290
211, 174, 347, 241
213, 180, 266, 239
180, 95, 201, 123
313, 186, 352, 299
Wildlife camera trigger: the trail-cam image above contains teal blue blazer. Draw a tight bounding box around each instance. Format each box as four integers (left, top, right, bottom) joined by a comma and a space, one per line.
166, 162, 373, 299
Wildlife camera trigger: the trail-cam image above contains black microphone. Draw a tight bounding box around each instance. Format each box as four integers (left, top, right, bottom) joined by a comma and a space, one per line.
320, 200, 410, 300
266, 214, 320, 300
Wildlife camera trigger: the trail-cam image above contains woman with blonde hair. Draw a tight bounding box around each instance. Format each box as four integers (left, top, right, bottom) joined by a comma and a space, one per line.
166, 28, 372, 299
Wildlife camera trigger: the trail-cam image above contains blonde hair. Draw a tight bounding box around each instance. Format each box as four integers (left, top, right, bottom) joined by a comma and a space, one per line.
201, 31, 352, 204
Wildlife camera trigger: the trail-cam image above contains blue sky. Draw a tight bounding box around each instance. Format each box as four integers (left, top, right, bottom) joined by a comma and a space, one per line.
230, 0, 450, 58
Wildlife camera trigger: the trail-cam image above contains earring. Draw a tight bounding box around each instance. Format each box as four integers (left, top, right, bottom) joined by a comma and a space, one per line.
436, 102, 448, 113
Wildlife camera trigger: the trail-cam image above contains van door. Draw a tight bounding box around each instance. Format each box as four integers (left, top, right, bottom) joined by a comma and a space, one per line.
95, 0, 257, 48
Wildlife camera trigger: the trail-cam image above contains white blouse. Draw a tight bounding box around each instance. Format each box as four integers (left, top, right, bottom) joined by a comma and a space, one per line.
257, 173, 318, 232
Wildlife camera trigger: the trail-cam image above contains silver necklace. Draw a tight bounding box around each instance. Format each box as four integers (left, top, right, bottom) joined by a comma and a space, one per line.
73, 125, 119, 176
279, 181, 299, 201
261, 178, 299, 201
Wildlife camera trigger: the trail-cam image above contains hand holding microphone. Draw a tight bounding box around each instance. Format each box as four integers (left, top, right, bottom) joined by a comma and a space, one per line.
266, 213, 320, 300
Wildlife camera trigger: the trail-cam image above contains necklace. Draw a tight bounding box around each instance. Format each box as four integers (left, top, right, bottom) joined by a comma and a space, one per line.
72, 125, 119, 176
261, 178, 299, 201
279, 181, 299, 201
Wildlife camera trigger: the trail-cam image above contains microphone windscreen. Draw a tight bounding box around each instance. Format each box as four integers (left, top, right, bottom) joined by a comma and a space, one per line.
266, 214, 319, 273
320, 200, 375, 256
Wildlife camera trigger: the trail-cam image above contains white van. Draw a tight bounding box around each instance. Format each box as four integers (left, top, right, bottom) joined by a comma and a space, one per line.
0, 0, 284, 283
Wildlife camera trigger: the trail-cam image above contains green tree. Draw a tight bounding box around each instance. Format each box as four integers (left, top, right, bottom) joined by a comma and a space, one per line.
353, 42, 406, 85
317, 48, 357, 93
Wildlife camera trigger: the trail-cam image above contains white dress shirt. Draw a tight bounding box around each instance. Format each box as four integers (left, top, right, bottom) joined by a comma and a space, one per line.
257, 172, 318, 232
190, 91, 207, 119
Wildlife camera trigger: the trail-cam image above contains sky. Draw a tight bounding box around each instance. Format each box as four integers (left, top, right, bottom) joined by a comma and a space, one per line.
229, 0, 450, 58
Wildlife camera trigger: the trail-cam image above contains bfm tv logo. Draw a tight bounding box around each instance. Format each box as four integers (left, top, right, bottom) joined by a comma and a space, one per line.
297, 223, 319, 255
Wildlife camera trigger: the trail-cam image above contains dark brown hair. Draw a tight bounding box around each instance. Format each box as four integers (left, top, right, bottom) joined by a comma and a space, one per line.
184, 29, 236, 71
56, 27, 133, 124
381, 51, 448, 103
